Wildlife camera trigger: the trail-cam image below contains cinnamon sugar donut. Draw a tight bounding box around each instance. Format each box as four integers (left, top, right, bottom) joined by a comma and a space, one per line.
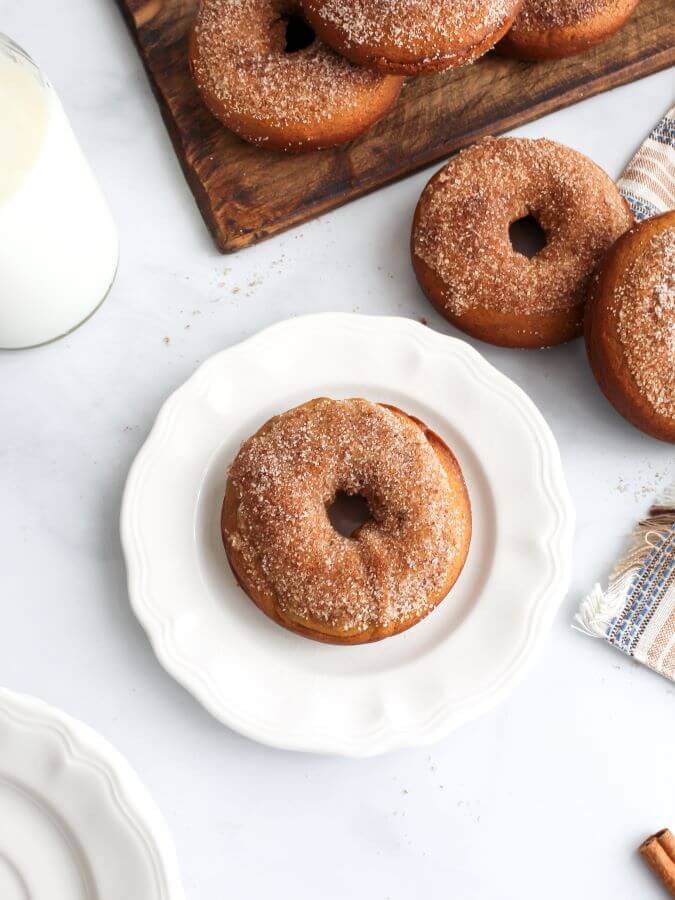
498, 0, 639, 59
411, 137, 633, 349
585, 211, 675, 443
300, 0, 523, 75
222, 398, 471, 644
189, 0, 403, 152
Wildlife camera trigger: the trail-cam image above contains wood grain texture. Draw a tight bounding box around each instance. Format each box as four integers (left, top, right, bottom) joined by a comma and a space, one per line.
115, 0, 675, 252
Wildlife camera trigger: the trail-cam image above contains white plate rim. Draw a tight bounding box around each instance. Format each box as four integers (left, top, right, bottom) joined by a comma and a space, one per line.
121, 313, 575, 757
0, 686, 185, 899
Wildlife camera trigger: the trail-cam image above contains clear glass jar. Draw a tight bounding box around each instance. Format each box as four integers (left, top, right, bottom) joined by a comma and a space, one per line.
0, 34, 118, 349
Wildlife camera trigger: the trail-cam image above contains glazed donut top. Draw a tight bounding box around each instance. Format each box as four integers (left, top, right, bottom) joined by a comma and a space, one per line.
614, 226, 675, 420
303, 0, 514, 63
413, 137, 632, 317
190, 0, 389, 130
512, 0, 625, 30
225, 398, 468, 633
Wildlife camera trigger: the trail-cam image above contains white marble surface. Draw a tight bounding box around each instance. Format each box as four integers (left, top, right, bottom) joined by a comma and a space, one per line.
1, 2, 674, 897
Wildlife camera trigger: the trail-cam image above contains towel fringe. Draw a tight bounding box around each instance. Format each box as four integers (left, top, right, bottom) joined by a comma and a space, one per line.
574, 481, 675, 640
573, 583, 622, 638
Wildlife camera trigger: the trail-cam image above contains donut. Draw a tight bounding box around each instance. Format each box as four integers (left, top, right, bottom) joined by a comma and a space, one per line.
188, 0, 403, 152
300, 0, 523, 75
222, 398, 471, 644
411, 137, 633, 349
584, 211, 675, 443
498, 0, 639, 60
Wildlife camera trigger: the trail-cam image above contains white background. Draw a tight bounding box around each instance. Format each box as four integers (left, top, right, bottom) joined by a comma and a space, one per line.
1, 2, 674, 898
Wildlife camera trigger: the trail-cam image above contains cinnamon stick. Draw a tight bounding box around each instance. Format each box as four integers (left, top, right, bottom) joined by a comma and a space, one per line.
640, 829, 675, 897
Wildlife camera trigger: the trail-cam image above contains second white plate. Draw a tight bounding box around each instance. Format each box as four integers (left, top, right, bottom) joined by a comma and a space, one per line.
122, 314, 574, 756
0, 688, 184, 900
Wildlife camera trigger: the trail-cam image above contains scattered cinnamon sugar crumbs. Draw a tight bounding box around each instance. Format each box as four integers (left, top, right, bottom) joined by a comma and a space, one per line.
616, 227, 675, 418
225, 399, 468, 633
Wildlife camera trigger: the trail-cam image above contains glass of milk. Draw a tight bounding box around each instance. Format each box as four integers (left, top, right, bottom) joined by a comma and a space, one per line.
0, 35, 118, 349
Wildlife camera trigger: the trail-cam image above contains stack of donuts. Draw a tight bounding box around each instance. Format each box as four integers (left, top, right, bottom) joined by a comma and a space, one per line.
189, 0, 639, 152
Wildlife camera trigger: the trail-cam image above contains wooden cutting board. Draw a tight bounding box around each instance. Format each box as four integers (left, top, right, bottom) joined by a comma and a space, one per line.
116, 0, 674, 252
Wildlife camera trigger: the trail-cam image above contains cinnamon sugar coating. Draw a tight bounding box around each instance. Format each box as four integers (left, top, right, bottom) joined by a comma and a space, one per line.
499, 0, 639, 59
411, 137, 632, 348
222, 398, 471, 643
514, 0, 612, 30
189, 0, 402, 151
584, 211, 675, 443
302, 0, 521, 73
616, 227, 675, 419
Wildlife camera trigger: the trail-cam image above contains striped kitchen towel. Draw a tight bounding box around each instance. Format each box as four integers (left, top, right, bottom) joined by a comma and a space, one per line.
575, 484, 675, 681
617, 105, 675, 221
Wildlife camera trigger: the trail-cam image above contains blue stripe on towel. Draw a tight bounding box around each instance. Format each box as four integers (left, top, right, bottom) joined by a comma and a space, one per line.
620, 191, 661, 222
607, 525, 675, 654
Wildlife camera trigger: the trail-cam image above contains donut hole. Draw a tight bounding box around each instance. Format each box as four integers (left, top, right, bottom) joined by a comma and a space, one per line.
509, 214, 547, 258
327, 491, 372, 538
283, 14, 315, 52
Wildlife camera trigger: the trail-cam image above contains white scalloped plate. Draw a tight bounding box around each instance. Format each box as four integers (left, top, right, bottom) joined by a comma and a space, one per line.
0, 687, 184, 900
122, 314, 574, 756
